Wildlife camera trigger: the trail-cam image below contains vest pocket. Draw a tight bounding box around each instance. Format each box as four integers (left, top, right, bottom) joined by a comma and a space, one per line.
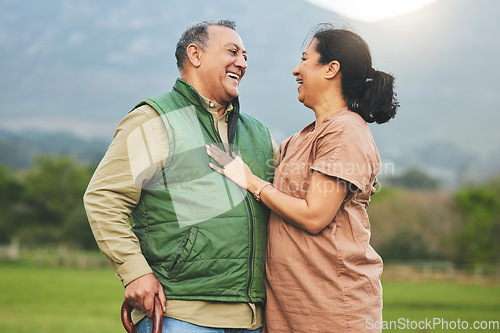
167, 226, 199, 279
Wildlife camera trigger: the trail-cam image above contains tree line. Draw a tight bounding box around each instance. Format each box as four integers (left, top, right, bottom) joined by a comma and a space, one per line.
0, 155, 498, 270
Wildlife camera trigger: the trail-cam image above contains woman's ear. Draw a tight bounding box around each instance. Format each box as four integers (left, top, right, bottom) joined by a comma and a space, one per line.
325, 61, 340, 79
186, 44, 202, 68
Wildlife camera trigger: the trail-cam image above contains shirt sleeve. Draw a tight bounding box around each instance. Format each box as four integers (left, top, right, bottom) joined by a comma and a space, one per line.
83, 105, 168, 286
310, 121, 371, 191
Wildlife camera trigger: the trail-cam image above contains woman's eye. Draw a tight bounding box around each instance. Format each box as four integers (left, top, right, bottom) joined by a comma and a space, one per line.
301, 57, 306, 61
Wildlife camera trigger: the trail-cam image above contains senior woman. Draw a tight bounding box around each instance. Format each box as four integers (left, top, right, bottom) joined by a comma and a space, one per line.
206, 25, 399, 332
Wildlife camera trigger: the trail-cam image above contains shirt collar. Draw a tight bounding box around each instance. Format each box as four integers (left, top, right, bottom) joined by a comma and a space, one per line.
199, 94, 233, 119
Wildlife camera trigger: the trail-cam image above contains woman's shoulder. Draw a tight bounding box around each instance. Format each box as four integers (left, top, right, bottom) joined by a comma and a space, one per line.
327, 108, 366, 125
320, 110, 378, 158
322, 109, 371, 137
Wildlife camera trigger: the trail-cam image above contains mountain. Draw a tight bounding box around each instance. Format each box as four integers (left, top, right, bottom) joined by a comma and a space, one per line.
0, 129, 107, 168
0, 0, 499, 184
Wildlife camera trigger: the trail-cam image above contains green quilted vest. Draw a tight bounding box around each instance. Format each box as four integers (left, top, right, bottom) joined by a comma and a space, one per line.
131, 79, 274, 303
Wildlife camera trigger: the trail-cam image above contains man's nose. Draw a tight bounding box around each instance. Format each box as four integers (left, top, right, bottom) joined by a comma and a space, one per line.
235, 54, 247, 69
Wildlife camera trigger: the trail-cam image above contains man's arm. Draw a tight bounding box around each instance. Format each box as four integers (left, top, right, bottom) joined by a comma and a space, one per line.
83, 105, 168, 317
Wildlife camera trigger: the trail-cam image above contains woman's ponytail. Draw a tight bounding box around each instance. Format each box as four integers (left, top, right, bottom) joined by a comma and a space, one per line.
355, 69, 399, 124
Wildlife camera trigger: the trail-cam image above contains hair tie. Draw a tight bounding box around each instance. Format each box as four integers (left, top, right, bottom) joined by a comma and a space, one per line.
366, 68, 376, 83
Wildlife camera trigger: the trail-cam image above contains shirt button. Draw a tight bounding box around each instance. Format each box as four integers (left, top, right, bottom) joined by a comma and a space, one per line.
209, 101, 215, 108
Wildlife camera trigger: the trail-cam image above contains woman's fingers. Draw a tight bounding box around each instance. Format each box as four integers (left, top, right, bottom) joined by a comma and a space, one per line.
206, 144, 234, 166
205, 144, 256, 190
208, 162, 224, 175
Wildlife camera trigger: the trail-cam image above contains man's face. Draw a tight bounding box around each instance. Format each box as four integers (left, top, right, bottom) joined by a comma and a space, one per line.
197, 26, 248, 105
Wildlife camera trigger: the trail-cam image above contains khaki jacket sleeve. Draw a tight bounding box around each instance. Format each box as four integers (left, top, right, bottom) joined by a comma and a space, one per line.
83, 105, 167, 286
270, 135, 281, 168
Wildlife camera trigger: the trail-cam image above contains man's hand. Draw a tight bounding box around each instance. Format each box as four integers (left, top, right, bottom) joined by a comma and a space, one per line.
124, 273, 166, 319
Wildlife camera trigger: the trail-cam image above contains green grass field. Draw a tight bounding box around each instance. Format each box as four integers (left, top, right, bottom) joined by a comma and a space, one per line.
0, 262, 124, 333
0, 262, 498, 332
382, 281, 500, 332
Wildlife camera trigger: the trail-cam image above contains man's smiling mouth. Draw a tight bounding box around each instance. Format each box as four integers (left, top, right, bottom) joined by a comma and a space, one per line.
227, 72, 240, 80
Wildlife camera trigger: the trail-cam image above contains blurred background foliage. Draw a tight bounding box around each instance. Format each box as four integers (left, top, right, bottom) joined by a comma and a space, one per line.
0, 154, 498, 273
0, 156, 95, 249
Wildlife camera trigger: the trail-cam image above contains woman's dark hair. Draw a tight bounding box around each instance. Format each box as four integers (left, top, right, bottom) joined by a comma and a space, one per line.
312, 24, 399, 124
175, 20, 236, 71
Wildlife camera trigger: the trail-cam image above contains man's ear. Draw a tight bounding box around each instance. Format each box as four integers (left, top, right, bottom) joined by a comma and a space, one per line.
325, 61, 340, 79
186, 44, 202, 68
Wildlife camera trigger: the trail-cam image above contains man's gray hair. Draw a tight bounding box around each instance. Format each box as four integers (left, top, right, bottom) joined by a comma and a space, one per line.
175, 20, 236, 71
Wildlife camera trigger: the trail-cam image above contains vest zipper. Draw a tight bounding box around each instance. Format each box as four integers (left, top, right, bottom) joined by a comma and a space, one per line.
244, 194, 254, 302
204, 101, 253, 299
206, 106, 255, 299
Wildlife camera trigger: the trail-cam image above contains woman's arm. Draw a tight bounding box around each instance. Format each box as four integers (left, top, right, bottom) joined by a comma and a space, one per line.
206, 144, 347, 234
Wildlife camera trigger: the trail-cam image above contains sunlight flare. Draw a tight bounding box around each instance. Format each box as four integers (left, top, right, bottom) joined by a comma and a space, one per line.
306, 0, 440, 22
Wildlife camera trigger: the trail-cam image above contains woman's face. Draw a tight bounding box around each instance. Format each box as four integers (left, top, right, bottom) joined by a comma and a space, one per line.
292, 38, 327, 109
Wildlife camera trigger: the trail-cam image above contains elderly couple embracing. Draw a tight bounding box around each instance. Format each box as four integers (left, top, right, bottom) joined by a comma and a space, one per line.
84, 19, 398, 333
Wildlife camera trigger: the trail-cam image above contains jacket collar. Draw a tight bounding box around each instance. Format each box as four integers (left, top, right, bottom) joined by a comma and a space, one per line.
172, 78, 240, 144
172, 78, 240, 114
